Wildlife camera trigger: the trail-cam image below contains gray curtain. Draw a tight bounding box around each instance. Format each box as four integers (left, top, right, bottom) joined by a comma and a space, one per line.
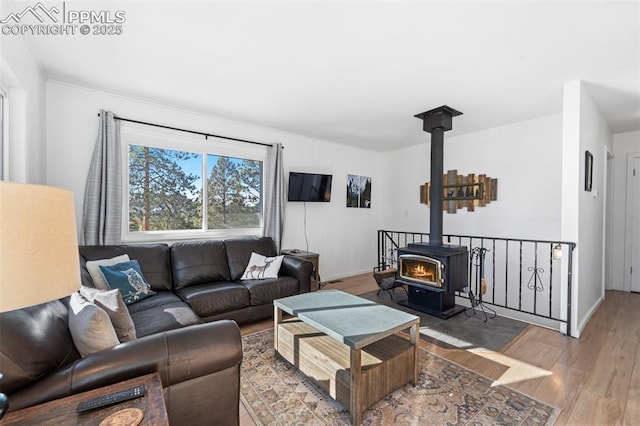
80, 110, 122, 245
263, 143, 285, 252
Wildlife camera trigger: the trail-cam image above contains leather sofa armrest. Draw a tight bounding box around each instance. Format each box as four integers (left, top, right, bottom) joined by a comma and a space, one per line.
8, 320, 242, 411
281, 255, 314, 293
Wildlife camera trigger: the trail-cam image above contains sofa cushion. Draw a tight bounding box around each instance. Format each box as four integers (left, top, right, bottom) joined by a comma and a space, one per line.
240, 276, 299, 306
127, 291, 202, 337
99, 260, 156, 304
79, 286, 137, 342
79, 244, 173, 292
85, 254, 130, 290
171, 240, 230, 290
0, 299, 79, 394
225, 237, 278, 281
176, 282, 250, 317
68, 292, 120, 357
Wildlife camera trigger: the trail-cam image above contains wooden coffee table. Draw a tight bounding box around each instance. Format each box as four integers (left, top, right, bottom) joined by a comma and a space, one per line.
274, 290, 420, 425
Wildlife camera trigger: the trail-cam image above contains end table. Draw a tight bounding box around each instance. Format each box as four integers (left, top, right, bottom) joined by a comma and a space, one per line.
0, 373, 168, 425
281, 249, 320, 291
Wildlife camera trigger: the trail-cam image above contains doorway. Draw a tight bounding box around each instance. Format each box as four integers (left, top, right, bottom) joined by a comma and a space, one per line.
626, 154, 640, 292
605, 149, 614, 290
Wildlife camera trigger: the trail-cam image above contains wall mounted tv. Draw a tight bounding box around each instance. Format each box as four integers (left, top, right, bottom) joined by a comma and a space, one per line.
287, 172, 332, 202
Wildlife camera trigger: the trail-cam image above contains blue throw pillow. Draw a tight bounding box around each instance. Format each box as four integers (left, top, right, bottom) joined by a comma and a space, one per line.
99, 260, 155, 305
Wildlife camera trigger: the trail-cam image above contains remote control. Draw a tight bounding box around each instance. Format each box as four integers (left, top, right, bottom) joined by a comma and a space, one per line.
76, 385, 146, 413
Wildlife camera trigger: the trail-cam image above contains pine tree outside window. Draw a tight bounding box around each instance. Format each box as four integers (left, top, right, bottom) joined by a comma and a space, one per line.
207, 154, 262, 230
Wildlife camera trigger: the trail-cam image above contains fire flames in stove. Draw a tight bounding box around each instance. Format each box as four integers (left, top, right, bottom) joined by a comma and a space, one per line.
399, 255, 443, 288
410, 265, 435, 281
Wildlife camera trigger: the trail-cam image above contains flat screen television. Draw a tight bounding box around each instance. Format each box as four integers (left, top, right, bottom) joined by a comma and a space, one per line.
287, 172, 332, 202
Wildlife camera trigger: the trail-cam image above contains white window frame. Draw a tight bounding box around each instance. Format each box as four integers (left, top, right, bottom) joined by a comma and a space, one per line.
121, 122, 267, 243
0, 87, 7, 180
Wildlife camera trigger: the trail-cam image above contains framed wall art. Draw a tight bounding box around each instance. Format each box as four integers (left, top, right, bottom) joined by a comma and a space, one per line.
420, 170, 498, 213
347, 174, 371, 208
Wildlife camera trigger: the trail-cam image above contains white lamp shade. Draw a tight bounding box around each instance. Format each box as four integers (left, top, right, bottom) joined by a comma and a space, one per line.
0, 182, 81, 312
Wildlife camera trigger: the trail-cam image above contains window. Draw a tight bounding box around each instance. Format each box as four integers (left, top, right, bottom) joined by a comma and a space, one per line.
123, 126, 265, 241
206, 154, 263, 230
0, 90, 5, 180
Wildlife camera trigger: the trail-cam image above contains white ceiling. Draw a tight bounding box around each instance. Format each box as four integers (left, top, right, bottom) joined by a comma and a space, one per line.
17, 0, 640, 151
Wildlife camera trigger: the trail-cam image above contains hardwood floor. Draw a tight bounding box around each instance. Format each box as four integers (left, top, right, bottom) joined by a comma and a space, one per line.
239, 273, 640, 425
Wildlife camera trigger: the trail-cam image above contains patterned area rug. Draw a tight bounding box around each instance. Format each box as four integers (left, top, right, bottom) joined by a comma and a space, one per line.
241, 329, 559, 425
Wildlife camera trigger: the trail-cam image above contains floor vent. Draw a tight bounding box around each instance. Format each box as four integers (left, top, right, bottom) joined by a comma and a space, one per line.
325, 279, 343, 284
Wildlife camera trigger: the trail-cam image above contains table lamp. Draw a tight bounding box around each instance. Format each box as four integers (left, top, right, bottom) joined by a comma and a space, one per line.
0, 182, 82, 418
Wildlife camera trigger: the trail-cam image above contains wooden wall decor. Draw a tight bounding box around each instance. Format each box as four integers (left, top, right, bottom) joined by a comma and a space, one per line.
420, 170, 498, 213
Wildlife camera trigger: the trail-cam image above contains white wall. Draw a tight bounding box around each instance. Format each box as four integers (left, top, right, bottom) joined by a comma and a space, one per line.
561, 81, 581, 335
0, 32, 47, 183
383, 114, 563, 240
610, 131, 640, 290
46, 81, 385, 281
563, 81, 612, 336
281, 139, 384, 280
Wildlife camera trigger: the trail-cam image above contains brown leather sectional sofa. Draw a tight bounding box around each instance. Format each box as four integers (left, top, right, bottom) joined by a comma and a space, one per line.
0, 236, 313, 425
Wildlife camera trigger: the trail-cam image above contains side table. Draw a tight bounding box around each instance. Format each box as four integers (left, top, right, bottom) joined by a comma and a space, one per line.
0, 373, 168, 425
281, 249, 320, 291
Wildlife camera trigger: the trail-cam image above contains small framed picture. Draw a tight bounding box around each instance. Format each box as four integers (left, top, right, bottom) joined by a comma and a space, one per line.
346, 174, 372, 208
585, 151, 593, 192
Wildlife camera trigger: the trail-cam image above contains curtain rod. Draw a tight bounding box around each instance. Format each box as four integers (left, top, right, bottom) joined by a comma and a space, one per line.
98, 113, 275, 148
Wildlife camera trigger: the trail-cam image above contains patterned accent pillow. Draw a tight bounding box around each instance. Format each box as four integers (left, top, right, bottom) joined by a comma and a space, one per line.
99, 260, 155, 305
241, 252, 284, 280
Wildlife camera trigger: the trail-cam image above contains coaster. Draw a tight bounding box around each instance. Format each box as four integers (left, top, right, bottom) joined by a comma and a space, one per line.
99, 408, 144, 426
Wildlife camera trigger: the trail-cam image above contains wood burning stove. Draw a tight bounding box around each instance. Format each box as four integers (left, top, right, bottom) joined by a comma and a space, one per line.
397, 243, 468, 318
396, 105, 468, 319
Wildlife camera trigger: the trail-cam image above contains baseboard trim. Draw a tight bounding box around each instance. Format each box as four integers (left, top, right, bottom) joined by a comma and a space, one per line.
322, 269, 372, 283
575, 293, 605, 338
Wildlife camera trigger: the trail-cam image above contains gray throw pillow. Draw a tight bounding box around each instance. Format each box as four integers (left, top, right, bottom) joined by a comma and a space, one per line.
68, 291, 120, 357
80, 286, 137, 342
85, 254, 130, 290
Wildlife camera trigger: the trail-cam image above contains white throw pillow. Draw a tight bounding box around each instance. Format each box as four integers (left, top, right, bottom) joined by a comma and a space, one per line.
68, 291, 120, 357
241, 252, 284, 280
86, 254, 130, 290
79, 286, 137, 342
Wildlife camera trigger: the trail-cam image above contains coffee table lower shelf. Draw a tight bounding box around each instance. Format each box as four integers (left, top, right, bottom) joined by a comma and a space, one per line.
275, 319, 416, 423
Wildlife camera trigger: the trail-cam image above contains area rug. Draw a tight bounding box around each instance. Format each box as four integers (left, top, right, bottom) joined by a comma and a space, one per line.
241, 329, 559, 425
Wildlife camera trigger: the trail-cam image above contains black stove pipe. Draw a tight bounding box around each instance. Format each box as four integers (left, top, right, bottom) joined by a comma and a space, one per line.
429, 127, 444, 245
414, 106, 462, 246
